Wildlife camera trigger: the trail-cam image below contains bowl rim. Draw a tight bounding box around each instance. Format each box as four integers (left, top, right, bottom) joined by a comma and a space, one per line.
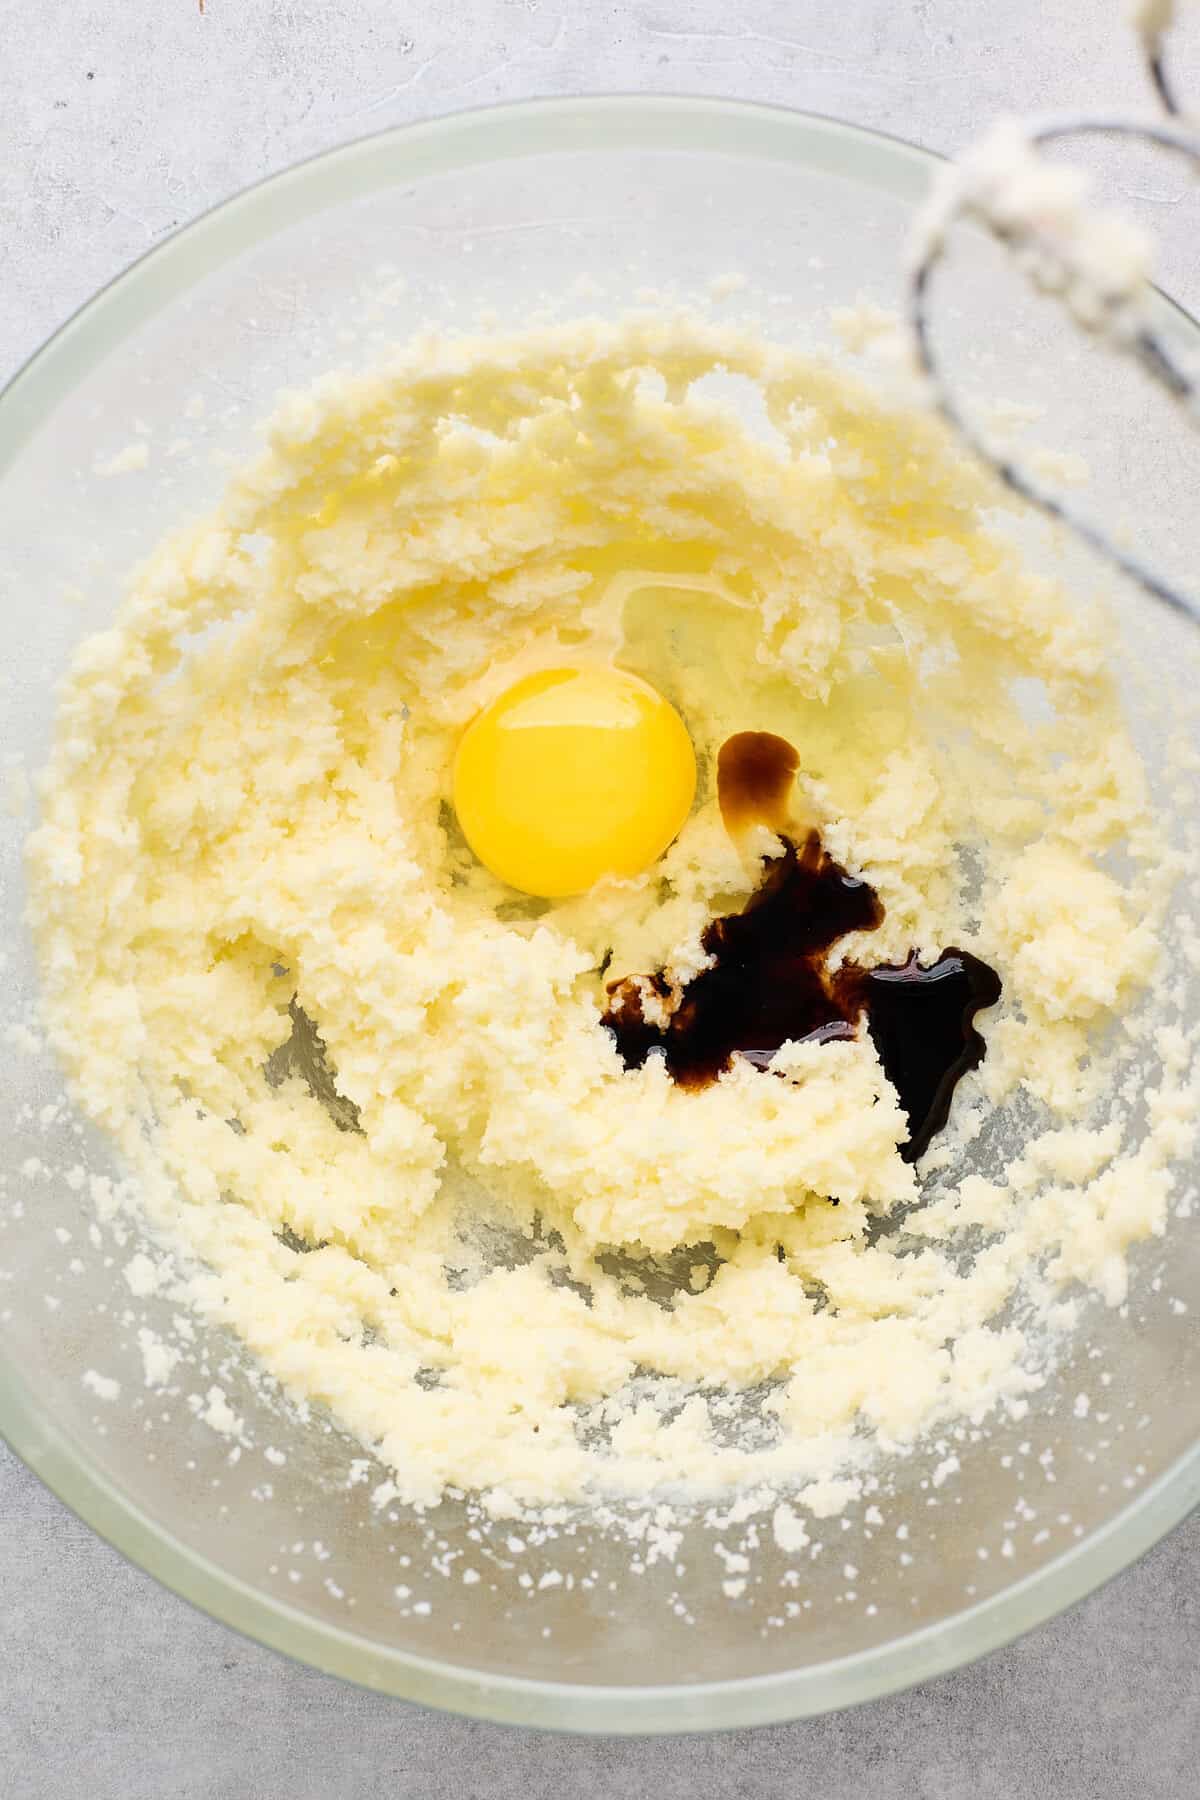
2, 91, 1198, 1735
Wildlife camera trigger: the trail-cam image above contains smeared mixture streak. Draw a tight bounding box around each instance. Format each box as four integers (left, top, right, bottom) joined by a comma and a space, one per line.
27, 314, 1183, 1512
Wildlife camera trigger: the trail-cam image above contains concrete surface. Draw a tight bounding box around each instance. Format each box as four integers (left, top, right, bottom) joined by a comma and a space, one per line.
1, 1, 1197, 1792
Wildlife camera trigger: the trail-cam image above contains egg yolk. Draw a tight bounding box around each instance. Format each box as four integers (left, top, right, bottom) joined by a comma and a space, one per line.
453, 666, 696, 899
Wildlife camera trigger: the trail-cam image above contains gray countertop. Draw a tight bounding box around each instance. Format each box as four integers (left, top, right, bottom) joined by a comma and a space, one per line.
2, 2, 1197, 1792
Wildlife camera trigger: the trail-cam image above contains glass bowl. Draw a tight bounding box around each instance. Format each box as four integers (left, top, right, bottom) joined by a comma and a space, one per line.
2, 96, 1198, 1734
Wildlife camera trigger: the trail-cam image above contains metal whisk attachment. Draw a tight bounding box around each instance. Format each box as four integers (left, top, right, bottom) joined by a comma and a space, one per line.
909, 3, 1200, 624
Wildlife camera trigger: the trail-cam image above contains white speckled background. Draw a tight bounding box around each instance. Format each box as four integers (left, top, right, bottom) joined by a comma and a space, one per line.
2, 1, 1198, 1791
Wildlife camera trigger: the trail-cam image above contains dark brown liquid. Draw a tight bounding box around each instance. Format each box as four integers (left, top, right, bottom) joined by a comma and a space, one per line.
836, 948, 1002, 1161
602, 732, 1001, 1162
718, 730, 800, 839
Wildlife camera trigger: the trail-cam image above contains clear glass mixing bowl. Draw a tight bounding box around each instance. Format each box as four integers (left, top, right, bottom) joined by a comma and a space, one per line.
1, 97, 1198, 1734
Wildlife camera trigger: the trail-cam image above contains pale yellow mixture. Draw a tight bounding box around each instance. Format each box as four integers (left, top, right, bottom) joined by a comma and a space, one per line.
27, 315, 1187, 1509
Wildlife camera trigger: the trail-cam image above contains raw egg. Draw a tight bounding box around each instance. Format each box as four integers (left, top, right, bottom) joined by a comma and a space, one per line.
453, 665, 696, 898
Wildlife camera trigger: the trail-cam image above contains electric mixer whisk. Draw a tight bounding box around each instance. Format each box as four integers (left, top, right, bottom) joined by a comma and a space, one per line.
910, 1, 1200, 621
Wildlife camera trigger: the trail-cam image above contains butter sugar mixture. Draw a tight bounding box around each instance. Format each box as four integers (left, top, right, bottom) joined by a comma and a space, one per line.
27, 315, 1186, 1510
